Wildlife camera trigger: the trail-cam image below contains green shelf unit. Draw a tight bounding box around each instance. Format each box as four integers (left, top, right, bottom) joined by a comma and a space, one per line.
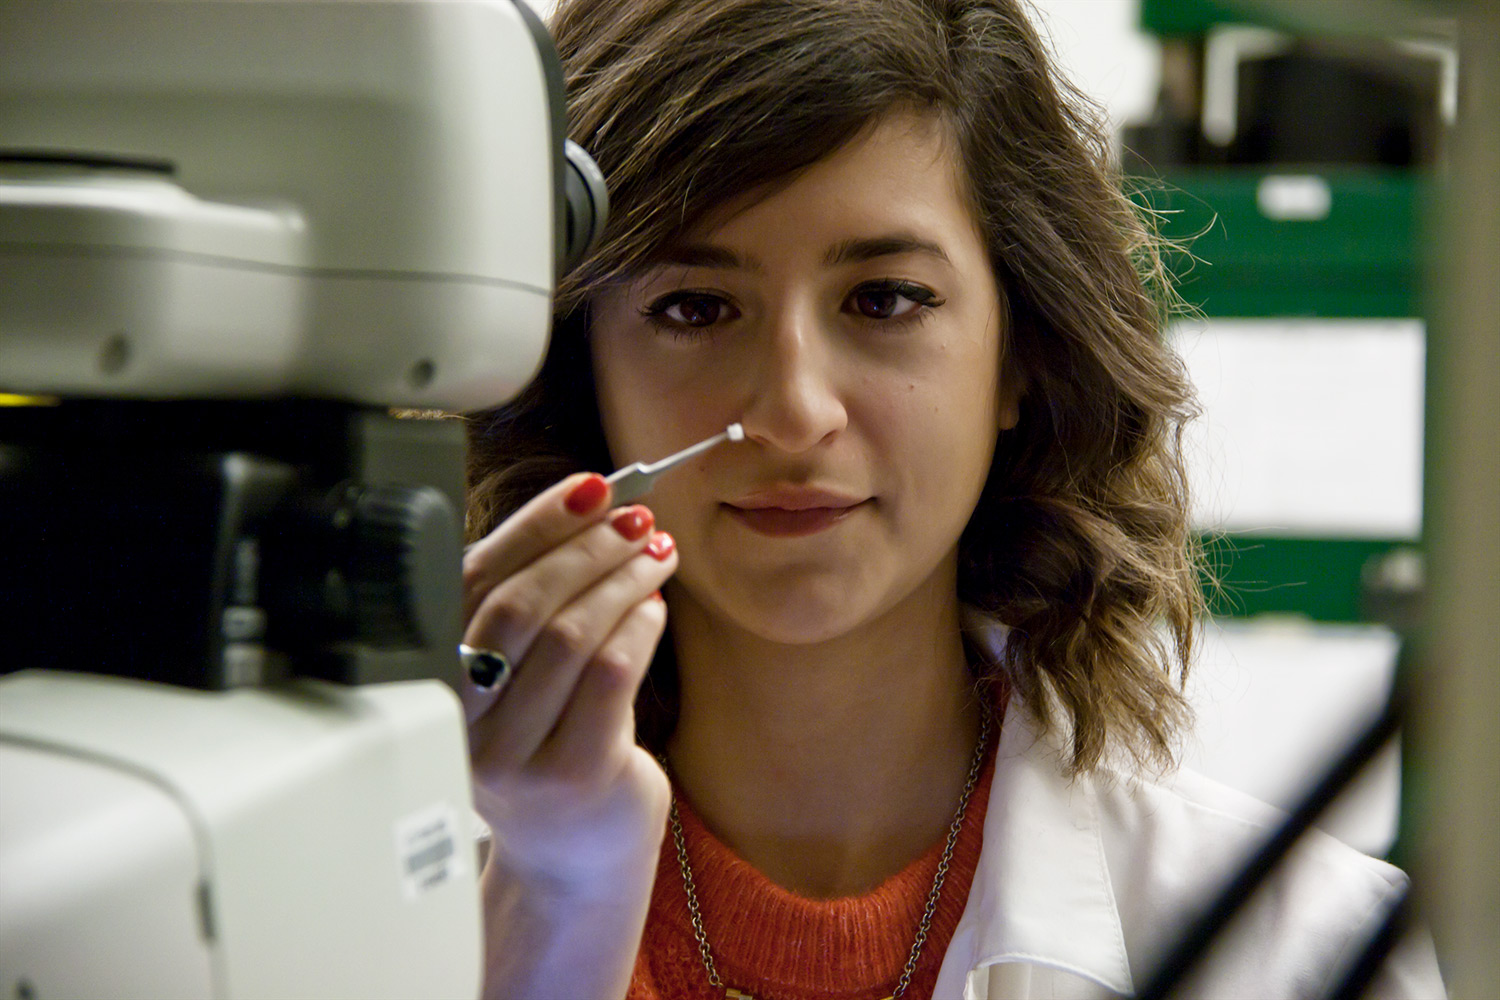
1138, 0, 1452, 43
1139, 0, 1255, 37
1131, 169, 1427, 319
1130, 170, 1427, 623
1201, 534, 1411, 622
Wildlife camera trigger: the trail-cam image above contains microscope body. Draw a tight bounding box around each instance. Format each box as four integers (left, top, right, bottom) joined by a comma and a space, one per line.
0, 2, 602, 996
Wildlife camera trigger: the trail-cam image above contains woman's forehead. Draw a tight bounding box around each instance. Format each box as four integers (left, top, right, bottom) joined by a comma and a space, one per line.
648, 111, 980, 266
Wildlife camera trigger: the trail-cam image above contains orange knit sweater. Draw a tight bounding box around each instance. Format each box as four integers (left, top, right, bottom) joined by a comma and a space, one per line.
627, 742, 996, 1000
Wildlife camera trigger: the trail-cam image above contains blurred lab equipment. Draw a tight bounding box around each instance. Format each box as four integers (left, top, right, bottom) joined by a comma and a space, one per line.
1125, 1, 1496, 996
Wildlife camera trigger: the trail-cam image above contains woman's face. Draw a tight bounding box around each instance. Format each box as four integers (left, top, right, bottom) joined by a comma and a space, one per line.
589, 111, 1019, 645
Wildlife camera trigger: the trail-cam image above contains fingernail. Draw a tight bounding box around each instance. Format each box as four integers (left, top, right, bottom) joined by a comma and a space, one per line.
649, 590, 664, 602
565, 473, 609, 515
645, 532, 675, 561
611, 505, 654, 541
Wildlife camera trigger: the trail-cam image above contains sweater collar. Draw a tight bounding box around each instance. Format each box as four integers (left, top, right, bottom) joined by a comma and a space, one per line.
661, 733, 996, 995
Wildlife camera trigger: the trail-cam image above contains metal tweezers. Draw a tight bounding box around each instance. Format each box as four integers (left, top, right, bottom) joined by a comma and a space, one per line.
604, 423, 744, 504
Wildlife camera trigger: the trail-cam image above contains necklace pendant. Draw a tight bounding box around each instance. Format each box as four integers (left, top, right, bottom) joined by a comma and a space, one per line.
725, 991, 755, 1000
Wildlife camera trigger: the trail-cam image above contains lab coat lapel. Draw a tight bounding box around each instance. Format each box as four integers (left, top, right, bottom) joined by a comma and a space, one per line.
934, 705, 1136, 999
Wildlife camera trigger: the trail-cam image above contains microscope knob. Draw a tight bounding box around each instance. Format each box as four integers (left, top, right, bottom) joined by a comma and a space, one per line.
340, 484, 461, 649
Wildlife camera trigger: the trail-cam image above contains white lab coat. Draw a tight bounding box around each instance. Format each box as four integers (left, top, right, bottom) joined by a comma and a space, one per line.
931, 695, 1445, 998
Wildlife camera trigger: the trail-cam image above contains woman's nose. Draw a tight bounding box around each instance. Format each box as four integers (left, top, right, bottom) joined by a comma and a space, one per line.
737, 309, 848, 454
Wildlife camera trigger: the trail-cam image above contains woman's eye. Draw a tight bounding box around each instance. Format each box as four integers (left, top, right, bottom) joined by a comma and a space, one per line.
847, 281, 941, 320
642, 292, 736, 329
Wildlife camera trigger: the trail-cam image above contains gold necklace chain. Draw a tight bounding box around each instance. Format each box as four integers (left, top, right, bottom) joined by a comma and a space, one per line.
664, 706, 992, 1000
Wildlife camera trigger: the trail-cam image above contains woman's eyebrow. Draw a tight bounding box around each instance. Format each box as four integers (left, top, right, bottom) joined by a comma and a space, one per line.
648, 243, 760, 271
640, 233, 951, 274
824, 234, 952, 266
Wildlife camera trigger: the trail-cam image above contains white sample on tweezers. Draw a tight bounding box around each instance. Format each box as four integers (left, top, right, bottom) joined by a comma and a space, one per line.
605, 423, 744, 503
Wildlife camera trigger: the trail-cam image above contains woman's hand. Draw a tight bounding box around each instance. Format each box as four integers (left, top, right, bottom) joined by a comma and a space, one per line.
464, 470, 676, 885
463, 472, 676, 997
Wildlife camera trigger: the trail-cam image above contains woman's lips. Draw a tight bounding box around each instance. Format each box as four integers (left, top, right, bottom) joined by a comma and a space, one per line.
724, 488, 869, 537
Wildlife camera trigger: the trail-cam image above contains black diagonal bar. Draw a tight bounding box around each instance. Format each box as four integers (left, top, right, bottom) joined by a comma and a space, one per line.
1135, 690, 1404, 1000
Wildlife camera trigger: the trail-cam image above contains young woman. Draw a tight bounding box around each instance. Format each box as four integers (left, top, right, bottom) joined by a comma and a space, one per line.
460, 1, 1442, 997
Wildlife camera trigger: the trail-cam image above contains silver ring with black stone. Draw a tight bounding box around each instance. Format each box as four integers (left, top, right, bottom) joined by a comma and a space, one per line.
459, 644, 514, 693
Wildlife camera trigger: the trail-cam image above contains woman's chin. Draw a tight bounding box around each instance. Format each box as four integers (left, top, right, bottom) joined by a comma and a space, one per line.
683, 580, 889, 648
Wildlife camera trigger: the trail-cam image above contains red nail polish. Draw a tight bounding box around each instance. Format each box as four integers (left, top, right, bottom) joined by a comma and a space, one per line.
611, 505, 654, 541
649, 590, 664, 602
565, 474, 609, 515
645, 532, 675, 561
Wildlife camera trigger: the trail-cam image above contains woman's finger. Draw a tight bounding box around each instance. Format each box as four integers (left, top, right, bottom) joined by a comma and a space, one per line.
468, 535, 678, 773
463, 506, 659, 671
533, 592, 669, 782
462, 471, 613, 622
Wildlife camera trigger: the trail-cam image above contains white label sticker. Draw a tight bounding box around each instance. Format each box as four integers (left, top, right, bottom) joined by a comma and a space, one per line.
1257, 174, 1333, 221
394, 803, 463, 900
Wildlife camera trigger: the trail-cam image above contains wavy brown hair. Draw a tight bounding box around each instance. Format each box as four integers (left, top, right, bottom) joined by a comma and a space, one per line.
466, 0, 1204, 775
